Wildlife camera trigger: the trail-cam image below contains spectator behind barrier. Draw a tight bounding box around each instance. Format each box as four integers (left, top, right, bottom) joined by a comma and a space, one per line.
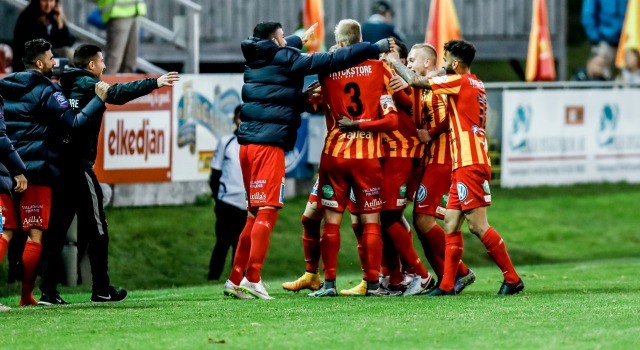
581, 0, 628, 79
618, 48, 640, 84
361, 1, 405, 43
0, 44, 14, 74
571, 51, 609, 81
12, 0, 75, 72
98, 0, 147, 74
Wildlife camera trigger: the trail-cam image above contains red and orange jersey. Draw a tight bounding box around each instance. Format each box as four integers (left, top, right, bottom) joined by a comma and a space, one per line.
383, 87, 426, 158
320, 59, 397, 159
428, 73, 490, 169
420, 89, 452, 165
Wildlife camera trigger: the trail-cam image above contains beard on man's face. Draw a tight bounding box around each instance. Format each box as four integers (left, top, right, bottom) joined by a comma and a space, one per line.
43, 67, 54, 79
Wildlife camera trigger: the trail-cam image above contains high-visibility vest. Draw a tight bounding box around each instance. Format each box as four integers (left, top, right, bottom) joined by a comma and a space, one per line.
98, 0, 147, 23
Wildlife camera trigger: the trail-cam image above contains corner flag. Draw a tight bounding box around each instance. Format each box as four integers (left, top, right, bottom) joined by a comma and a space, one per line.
425, 0, 461, 67
303, 0, 325, 53
615, 0, 639, 68
525, 0, 556, 81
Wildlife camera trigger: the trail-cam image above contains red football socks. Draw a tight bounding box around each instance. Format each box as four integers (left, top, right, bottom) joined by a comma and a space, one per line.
20, 240, 41, 306
352, 222, 365, 271
386, 221, 429, 279
320, 223, 341, 281
245, 209, 279, 283
362, 223, 382, 282
440, 232, 464, 292
229, 215, 255, 285
301, 215, 321, 273
419, 224, 446, 280
481, 227, 520, 284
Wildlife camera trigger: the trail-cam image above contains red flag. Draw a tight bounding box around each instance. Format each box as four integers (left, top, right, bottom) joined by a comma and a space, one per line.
615, 0, 640, 68
425, 0, 462, 67
302, 0, 324, 53
525, 0, 556, 81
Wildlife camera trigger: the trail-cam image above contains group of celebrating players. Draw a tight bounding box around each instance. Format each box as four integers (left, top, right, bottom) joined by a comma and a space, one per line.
224, 18, 525, 300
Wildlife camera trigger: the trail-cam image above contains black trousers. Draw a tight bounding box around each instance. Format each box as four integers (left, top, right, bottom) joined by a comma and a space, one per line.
208, 200, 247, 280
40, 165, 110, 294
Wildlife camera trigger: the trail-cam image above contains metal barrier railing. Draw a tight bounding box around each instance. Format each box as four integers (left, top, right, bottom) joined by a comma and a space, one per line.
3, 0, 201, 74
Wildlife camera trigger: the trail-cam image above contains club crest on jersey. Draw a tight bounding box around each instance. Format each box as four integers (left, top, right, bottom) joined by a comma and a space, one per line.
482, 180, 491, 194
399, 184, 407, 198
432, 75, 449, 85
380, 94, 396, 113
322, 185, 334, 199
52, 92, 70, 108
457, 182, 468, 201
441, 193, 449, 207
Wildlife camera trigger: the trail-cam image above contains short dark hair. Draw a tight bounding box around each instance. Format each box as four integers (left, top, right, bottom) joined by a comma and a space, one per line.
372, 1, 393, 16
22, 38, 51, 68
444, 40, 476, 67
73, 44, 102, 69
234, 104, 243, 116
253, 22, 282, 40
394, 39, 409, 60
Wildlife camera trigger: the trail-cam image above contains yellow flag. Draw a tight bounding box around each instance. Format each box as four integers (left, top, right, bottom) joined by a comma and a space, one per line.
525, 0, 556, 81
615, 0, 640, 68
424, 0, 461, 67
303, 0, 325, 53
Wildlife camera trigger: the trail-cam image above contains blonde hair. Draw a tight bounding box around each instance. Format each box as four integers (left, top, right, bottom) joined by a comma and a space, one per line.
334, 19, 362, 46
411, 43, 437, 60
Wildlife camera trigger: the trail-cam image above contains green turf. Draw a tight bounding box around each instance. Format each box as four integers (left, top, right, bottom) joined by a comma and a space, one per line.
2, 182, 639, 296
1, 258, 639, 349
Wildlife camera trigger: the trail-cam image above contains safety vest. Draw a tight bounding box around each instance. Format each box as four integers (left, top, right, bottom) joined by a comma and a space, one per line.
98, 0, 147, 23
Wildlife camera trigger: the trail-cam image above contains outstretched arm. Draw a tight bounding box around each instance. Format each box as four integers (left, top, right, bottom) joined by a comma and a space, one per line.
387, 55, 432, 90
107, 72, 179, 105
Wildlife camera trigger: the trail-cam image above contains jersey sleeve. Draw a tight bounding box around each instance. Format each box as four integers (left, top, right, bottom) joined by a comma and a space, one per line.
210, 137, 225, 171
428, 74, 463, 95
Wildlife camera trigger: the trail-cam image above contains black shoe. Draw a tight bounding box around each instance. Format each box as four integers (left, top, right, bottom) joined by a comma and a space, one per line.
91, 286, 128, 303
38, 293, 69, 305
424, 287, 456, 297
498, 279, 524, 295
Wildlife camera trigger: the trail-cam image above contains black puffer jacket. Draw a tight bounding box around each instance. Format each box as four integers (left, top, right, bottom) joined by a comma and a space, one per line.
60, 67, 159, 169
0, 70, 104, 184
0, 95, 27, 194
239, 35, 382, 151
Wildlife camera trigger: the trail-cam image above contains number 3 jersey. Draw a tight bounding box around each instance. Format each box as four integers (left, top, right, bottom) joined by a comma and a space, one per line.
319, 59, 397, 159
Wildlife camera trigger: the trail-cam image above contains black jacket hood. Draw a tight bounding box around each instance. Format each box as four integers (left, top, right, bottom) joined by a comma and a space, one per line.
241, 37, 279, 67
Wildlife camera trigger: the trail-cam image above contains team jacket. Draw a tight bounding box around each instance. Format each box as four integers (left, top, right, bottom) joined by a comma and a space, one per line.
0, 95, 27, 193
0, 70, 104, 185
239, 35, 382, 151
60, 67, 158, 169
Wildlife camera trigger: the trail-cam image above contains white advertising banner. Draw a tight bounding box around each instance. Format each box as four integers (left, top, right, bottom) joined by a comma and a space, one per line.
103, 111, 171, 170
171, 74, 244, 181
501, 89, 640, 187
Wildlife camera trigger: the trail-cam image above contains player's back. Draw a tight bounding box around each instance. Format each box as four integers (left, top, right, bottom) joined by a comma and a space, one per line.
320, 59, 394, 159
320, 59, 392, 126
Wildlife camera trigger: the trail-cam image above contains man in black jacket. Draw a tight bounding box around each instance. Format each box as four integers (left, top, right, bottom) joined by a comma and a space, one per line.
36, 44, 179, 304
224, 21, 391, 299
0, 94, 28, 312
0, 39, 108, 306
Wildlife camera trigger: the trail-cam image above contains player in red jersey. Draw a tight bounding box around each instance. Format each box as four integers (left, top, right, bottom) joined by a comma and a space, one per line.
352, 39, 435, 297
309, 19, 398, 297
388, 40, 524, 296
400, 44, 476, 294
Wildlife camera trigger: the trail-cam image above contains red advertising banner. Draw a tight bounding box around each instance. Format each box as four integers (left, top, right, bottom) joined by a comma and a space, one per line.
94, 74, 173, 183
